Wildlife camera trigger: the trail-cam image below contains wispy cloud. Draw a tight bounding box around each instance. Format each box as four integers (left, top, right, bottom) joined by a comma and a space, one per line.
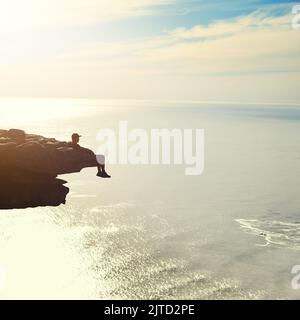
54, 8, 299, 76
169, 10, 291, 40
0, 2, 299, 102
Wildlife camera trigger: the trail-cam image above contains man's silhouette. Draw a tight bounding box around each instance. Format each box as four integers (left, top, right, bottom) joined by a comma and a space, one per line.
70, 133, 111, 178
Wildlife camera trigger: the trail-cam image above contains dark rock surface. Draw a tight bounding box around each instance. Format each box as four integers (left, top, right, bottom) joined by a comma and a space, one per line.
0, 129, 98, 209
0, 179, 69, 209
0, 129, 97, 179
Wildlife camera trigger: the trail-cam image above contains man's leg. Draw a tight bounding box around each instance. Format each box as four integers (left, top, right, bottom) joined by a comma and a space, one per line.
96, 164, 102, 176
97, 164, 111, 178
96, 155, 111, 178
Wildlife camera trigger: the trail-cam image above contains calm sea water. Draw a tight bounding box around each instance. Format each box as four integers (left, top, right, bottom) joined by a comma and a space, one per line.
0, 98, 300, 299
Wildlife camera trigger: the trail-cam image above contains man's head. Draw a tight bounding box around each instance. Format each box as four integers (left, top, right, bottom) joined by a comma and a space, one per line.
71, 133, 81, 144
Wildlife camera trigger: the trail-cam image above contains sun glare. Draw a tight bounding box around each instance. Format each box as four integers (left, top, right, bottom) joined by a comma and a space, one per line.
0, 98, 91, 129
0, 1, 31, 33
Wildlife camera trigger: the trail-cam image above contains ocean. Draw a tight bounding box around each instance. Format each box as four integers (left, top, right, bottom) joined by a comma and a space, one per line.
0, 98, 300, 299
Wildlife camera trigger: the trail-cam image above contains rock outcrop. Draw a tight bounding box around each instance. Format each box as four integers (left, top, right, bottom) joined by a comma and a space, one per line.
0, 129, 98, 180
0, 178, 69, 209
0, 129, 98, 209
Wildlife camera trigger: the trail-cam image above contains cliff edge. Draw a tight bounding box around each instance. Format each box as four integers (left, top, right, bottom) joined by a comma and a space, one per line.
0, 128, 97, 180
0, 129, 98, 209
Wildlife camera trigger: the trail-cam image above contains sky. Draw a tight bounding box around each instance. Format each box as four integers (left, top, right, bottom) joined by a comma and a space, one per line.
0, 0, 299, 103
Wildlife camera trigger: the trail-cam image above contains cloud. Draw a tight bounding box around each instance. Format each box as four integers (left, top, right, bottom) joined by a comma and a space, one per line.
54, 9, 300, 75
169, 10, 291, 39
0, 0, 175, 32
0, 6, 299, 102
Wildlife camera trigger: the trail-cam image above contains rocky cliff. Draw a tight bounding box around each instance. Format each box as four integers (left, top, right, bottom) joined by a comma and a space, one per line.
0, 129, 97, 180
0, 129, 98, 209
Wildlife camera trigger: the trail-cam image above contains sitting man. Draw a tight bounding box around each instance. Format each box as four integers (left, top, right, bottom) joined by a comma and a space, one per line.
70, 133, 111, 178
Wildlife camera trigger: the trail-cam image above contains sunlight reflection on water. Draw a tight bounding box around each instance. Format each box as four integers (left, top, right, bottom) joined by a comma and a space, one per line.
1, 99, 300, 299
